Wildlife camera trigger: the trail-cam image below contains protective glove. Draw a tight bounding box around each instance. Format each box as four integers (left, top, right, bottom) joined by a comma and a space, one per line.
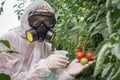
44, 54, 69, 70
66, 59, 94, 77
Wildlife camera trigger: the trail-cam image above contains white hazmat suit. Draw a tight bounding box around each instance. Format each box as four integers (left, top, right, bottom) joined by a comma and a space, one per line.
0, 0, 74, 80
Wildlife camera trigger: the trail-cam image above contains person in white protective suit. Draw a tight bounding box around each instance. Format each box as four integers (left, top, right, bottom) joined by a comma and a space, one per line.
0, 0, 94, 80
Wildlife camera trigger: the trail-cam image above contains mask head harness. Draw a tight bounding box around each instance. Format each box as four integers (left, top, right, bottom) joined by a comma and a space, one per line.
26, 11, 56, 43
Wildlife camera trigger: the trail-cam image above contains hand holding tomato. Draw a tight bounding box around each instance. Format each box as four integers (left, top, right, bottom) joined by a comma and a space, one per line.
66, 59, 94, 76
66, 50, 95, 76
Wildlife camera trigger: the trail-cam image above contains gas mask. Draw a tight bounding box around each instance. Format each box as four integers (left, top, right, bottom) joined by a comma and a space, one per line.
26, 11, 56, 43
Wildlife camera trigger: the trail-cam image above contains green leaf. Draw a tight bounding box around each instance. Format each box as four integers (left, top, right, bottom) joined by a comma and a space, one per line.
117, 2, 120, 9
102, 63, 112, 78
0, 50, 19, 54
18, 15, 21, 20
110, 33, 120, 44
101, 28, 109, 39
18, 3, 24, 8
95, 10, 102, 21
112, 0, 120, 4
69, 25, 80, 32
111, 43, 120, 59
0, 40, 10, 48
0, 7, 3, 12
13, 4, 17, 8
93, 40, 110, 59
5, 50, 19, 54
111, 66, 120, 80
113, 17, 120, 29
107, 67, 118, 80
1, 1, 5, 6
0, 73, 11, 80
106, 0, 112, 9
89, 21, 100, 32
93, 40, 111, 77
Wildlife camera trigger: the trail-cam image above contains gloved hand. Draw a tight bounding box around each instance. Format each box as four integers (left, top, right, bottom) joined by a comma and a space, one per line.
66, 59, 94, 77
44, 54, 69, 70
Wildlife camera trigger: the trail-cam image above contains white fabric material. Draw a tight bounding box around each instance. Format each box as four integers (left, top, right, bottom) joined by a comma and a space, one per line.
44, 54, 69, 69
0, 0, 74, 80
14, 59, 51, 80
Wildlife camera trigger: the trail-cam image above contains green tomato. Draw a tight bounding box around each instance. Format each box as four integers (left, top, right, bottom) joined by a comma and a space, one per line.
80, 57, 88, 65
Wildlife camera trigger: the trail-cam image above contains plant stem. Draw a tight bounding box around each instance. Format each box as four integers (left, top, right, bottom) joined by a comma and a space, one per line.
106, 0, 113, 37
106, 11, 113, 36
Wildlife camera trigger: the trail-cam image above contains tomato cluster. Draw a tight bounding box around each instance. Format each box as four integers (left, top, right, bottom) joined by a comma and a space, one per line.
76, 51, 93, 65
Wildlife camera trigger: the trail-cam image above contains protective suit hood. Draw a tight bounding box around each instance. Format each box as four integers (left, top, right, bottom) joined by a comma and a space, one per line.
20, 0, 55, 36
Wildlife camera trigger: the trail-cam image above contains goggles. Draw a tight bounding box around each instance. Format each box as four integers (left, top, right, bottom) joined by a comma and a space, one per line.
28, 11, 56, 28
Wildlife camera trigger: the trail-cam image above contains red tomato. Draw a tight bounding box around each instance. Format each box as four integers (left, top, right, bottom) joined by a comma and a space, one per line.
85, 52, 93, 61
76, 51, 85, 60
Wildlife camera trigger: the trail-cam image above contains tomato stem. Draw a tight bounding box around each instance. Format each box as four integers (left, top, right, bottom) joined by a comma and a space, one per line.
106, 0, 113, 37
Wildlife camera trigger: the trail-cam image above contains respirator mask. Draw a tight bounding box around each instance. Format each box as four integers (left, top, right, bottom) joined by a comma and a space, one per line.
26, 11, 56, 43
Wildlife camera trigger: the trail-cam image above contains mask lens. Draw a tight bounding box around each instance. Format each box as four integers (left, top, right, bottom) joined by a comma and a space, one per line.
29, 16, 51, 28
28, 12, 56, 28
